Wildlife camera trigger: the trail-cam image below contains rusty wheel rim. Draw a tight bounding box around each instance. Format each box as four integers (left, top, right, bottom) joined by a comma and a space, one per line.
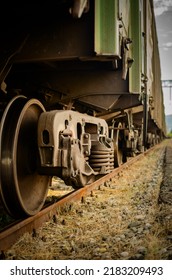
0, 96, 50, 218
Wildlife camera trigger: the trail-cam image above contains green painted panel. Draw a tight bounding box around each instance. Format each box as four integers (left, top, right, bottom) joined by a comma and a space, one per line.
129, 0, 142, 93
94, 0, 120, 56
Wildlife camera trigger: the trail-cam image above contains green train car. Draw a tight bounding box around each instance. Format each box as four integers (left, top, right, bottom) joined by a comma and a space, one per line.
0, 0, 166, 218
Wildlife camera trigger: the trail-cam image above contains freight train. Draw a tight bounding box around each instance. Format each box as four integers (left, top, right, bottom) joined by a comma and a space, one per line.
0, 0, 166, 218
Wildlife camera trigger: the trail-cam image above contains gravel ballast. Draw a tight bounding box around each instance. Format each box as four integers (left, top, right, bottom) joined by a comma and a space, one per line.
4, 140, 172, 260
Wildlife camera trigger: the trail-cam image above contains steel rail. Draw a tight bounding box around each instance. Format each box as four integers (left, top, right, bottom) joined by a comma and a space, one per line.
0, 144, 164, 252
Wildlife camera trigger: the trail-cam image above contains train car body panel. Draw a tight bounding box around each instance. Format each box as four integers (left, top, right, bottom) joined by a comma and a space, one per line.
0, 1, 165, 122
0, 0, 166, 141
94, 0, 120, 57
129, 0, 142, 93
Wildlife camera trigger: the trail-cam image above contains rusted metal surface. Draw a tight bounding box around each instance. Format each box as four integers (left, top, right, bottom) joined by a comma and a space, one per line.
0, 144, 161, 251
0, 96, 50, 218
38, 109, 110, 188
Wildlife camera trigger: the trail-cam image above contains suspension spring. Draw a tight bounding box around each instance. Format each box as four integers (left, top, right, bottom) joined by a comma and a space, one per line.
89, 148, 114, 174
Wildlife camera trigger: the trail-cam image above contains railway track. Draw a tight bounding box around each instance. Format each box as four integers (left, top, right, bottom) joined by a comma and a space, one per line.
0, 143, 165, 253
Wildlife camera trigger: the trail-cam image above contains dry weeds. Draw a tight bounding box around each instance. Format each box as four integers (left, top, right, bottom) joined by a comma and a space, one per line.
5, 140, 172, 260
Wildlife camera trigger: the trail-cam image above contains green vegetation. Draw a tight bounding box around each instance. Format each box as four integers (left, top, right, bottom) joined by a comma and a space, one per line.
167, 129, 172, 138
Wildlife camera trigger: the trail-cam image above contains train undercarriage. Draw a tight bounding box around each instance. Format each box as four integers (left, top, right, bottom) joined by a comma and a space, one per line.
0, 93, 162, 218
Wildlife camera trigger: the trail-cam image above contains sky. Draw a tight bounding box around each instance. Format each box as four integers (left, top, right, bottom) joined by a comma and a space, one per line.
153, 0, 172, 115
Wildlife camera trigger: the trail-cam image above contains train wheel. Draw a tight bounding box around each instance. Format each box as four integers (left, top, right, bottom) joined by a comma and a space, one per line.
113, 123, 126, 167
0, 96, 50, 218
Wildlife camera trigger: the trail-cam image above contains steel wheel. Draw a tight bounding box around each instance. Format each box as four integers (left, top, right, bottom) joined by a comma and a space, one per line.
113, 122, 126, 167
0, 96, 50, 218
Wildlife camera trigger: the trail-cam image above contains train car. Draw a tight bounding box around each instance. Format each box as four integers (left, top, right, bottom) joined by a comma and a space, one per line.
0, 0, 166, 218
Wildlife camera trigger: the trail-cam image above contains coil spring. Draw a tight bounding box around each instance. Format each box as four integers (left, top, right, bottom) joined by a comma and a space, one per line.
89, 148, 114, 174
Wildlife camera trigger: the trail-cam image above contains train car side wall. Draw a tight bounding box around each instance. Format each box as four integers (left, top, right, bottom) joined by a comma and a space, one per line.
129, 0, 142, 93
129, 0, 166, 136
94, 0, 120, 57
150, 1, 166, 135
